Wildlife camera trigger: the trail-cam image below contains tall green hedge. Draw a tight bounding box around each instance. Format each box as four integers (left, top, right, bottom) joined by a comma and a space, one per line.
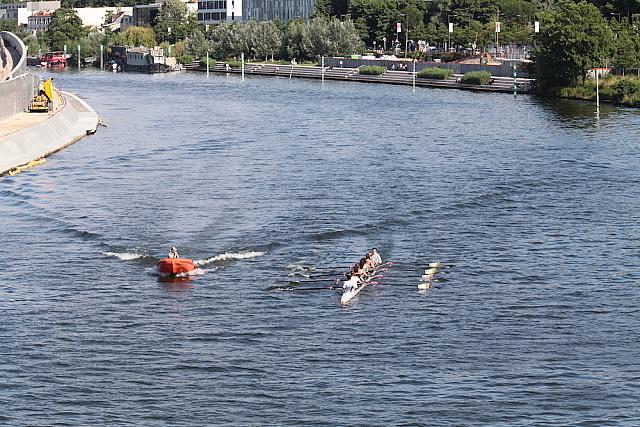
417, 67, 453, 80
359, 65, 386, 75
226, 60, 243, 68
461, 71, 492, 85
610, 78, 640, 106
199, 57, 214, 68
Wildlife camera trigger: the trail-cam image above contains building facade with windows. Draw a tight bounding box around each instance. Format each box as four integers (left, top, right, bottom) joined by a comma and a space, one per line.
196, 0, 313, 25
27, 10, 53, 33
133, 0, 195, 27
132, 3, 161, 27
243, 0, 314, 22
196, 0, 241, 24
0, 1, 60, 25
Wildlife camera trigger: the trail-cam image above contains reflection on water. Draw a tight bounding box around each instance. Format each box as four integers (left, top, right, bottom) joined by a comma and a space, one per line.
1, 69, 639, 425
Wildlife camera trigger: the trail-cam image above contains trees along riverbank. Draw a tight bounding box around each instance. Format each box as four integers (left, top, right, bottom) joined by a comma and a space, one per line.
183, 17, 362, 63
534, 0, 640, 107
6, 0, 640, 107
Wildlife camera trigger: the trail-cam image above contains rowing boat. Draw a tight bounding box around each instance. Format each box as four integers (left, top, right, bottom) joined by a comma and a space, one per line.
340, 268, 378, 305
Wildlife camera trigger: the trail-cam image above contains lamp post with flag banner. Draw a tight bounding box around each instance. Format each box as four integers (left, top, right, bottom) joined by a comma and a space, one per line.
447, 14, 456, 52
494, 8, 501, 57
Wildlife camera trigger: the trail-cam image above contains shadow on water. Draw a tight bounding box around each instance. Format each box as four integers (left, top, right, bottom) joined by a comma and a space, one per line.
157, 275, 193, 292
535, 96, 623, 128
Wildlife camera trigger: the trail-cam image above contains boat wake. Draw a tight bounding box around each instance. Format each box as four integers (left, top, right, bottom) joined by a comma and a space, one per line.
176, 267, 209, 277
195, 251, 265, 266
145, 266, 218, 277
103, 251, 147, 261
286, 264, 316, 272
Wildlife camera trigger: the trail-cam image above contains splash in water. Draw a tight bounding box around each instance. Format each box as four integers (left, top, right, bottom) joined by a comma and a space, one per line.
103, 251, 147, 261
196, 251, 265, 266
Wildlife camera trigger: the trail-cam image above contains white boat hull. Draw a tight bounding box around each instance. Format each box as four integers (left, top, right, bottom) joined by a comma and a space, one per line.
341, 281, 368, 305
340, 268, 378, 305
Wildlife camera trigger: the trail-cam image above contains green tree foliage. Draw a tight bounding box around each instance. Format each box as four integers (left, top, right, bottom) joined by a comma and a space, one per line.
47, 8, 86, 51
283, 19, 305, 60
314, 0, 335, 17
185, 28, 211, 59
349, 0, 396, 45
79, 31, 110, 59
613, 28, 639, 73
203, 17, 361, 61
154, 0, 198, 44
254, 21, 283, 60
326, 18, 363, 55
0, 19, 29, 38
302, 17, 330, 56
116, 26, 157, 47
209, 23, 236, 59
535, 1, 613, 88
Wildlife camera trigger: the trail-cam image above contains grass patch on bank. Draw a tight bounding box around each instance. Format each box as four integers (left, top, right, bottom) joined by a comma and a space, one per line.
226, 60, 243, 68
558, 75, 640, 107
199, 58, 214, 68
461, 71, 492, 85
417, 67, 453, 80
177, 55, 193, 64
358, 65, 386, 75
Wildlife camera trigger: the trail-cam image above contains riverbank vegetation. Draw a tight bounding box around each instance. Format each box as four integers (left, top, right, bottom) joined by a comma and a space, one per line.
417, 67, 453, 80
183, 17, 362, 62
558, 75, 640, 107
4, 0, 640, 108
461, 71, 493, 85
532, 0, 640, 106
358, 65, 386, 75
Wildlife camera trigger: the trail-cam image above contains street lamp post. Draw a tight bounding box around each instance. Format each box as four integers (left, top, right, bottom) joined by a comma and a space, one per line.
405, 13, 409, 58
447, 14, 456, 52
399, 13, 408, 58
383, 37, 387, 52
495, 8, 500, 57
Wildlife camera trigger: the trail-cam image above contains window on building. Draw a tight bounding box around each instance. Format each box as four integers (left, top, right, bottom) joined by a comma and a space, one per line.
221, 11, 226, 19
231, 11, 234, 20
198, 12, 203, 20
207, 1, 213, 8
205, 12, 211, 19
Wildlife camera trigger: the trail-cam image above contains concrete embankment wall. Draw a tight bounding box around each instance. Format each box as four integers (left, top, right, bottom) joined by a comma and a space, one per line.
0, 31, 35, 121
0, 92, 99, 175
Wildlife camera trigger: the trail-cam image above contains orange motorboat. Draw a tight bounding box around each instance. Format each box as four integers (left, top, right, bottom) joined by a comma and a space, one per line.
157, 258, 197, 275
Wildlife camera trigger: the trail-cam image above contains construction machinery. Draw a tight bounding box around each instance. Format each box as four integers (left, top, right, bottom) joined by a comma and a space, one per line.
29, 78, 54, 113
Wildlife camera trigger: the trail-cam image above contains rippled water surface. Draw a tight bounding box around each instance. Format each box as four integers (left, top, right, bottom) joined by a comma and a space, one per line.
2, 70, 640, 425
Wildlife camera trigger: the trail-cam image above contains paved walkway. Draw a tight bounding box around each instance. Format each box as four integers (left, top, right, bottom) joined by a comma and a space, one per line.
0, 91, 63, 138
186, 62, 532, 93
0, 111, 50, 138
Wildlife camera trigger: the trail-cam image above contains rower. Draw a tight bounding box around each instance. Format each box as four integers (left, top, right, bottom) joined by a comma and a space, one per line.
364, 253, 375, 271
360, 258, 371, 275
352, 264, 365, 281
343, 273, 360, 291
370, 247, 382, 266
168, 247, 180, 259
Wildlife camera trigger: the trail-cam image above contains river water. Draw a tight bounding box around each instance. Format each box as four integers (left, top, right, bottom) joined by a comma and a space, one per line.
1, 70, 640, 425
